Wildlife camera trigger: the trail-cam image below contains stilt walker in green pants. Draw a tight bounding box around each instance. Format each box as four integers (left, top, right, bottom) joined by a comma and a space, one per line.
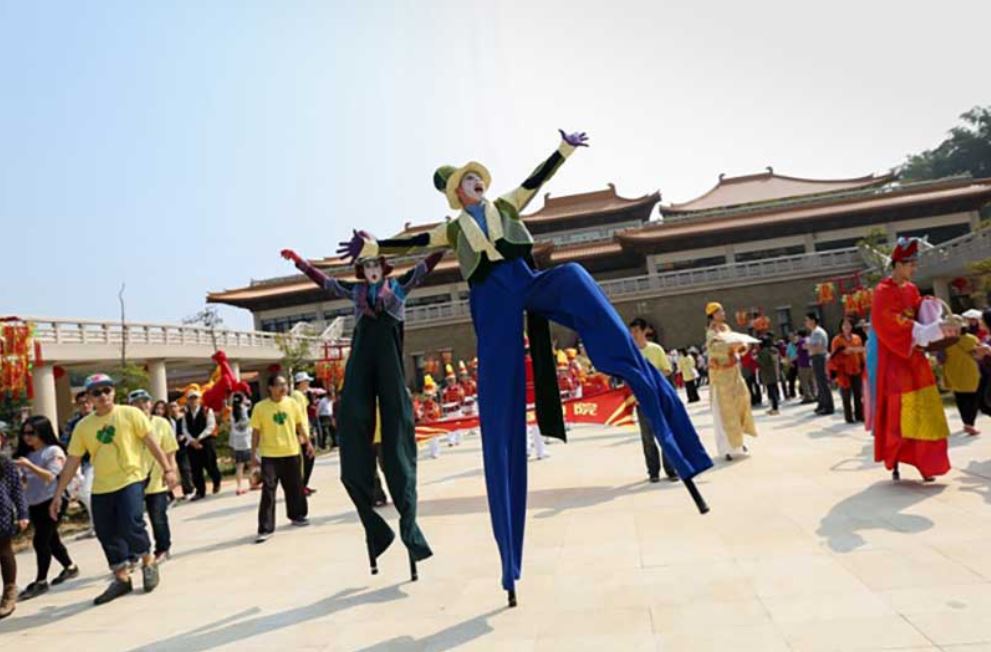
280, 247, 443, 580
338, 130, 713, 607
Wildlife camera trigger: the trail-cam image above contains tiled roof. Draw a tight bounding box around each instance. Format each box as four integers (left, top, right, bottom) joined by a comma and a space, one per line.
622, 179, 991, 246
662, 169, 894, 213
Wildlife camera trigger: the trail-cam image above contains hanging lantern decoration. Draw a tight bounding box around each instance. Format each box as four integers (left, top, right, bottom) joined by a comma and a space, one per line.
751, 309, 771, 333
815, 282, 836, 305
267, 363, 282, 374
842, 294, 859, 316
0, 319, 37, 400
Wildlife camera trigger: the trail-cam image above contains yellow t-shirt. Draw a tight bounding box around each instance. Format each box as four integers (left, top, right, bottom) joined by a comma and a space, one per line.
143, 415, 178, 495
944, 334, 981, 393
640, 342, 672, 376
678, 354, 698, 382
292, 390, 311, 437
68, 405, 151, 495
250, 397, 305, 458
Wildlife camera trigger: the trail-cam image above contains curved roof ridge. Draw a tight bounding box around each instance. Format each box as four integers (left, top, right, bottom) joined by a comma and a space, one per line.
664, 168, 895, 213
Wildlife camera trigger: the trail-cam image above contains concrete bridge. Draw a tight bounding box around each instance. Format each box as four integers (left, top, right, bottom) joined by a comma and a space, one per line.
20, 318, 346, 429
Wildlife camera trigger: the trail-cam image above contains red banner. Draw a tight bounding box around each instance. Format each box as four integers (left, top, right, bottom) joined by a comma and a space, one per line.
415, 386, 636, 442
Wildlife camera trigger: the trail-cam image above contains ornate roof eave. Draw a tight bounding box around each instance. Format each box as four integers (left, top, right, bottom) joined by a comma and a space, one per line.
661, 169, 897, 215
617, 177, 991, 250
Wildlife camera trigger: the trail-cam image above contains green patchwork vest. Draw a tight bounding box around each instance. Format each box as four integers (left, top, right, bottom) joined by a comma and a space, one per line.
448, 198, 534, 284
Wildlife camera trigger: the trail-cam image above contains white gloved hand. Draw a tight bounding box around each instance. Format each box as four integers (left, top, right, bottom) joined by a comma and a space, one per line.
912, 320, 945, 348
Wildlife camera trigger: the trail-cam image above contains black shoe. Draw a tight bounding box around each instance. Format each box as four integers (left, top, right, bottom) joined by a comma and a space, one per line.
648, 475, 660, 483
142, 563, 160, 593
666, 475, 680, 483
94, 578, 132, 605
190, 494, 205, 502
51, 565, 79, 586
291, 518, 310, 527
725, 454, 733, 461
18, 581, 49, 601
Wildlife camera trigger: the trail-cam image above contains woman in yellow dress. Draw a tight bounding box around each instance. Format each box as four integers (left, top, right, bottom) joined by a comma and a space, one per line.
705, 303, 758, 460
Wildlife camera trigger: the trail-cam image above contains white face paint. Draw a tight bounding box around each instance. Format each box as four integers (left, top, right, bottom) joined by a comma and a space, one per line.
458, 171, 486, 205
363, 260, 384, 284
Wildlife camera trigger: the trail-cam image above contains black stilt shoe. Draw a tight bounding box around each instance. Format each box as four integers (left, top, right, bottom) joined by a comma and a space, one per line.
409, 551, 418, 582
892, 465, 900, 481
368, 542, 378, 575
507, 589, 517, 608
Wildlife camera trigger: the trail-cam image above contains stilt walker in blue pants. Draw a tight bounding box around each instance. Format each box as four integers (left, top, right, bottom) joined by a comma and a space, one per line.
339, 130, 714, 607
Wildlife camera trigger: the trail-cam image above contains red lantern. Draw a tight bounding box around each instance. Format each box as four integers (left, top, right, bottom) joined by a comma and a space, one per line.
53, 365, 66, 380
816, 282, 836, 305
267, 363, 282, 374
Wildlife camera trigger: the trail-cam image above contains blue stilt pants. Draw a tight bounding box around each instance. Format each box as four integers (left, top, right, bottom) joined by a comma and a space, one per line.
470, 259, 713, 591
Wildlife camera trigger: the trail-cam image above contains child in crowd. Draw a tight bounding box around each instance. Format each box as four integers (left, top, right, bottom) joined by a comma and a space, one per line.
229, 393, 253, 495
757, 336, 782, 415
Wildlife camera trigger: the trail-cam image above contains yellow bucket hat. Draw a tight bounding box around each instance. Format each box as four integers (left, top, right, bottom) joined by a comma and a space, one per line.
433, 162, 492, 210
705, 302, 723, 317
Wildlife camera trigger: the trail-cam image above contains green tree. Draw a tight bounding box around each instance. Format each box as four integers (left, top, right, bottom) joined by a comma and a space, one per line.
274, 333, 314, 383
112, 362, 149, 403
900, 107, 991, 219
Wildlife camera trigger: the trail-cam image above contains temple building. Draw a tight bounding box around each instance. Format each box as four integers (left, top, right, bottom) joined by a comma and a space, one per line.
208, 170, 991, 382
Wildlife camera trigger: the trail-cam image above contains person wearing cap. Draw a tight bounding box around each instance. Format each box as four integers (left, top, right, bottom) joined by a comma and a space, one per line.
250, 374, 314, 542
176, 387, 221, 500
291, 372, 318, 494
337, 130, 713, 606
705, 302, 758, 460
942, 312, 990, 436
128, 389, 179, 563
868, 237, 957, 481
50, 374, 177, 605
279, 246, 441, 579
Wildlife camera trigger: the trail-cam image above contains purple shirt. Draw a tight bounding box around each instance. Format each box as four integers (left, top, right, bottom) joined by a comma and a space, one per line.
796, 337, 812, 368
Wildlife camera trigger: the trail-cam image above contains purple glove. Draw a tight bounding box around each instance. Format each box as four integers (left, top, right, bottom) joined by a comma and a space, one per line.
336, 229, 372, 263
558, 129, 589, 147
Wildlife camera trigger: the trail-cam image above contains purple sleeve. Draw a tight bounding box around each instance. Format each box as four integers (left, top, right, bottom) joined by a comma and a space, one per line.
295, 260, 353, 299
397, 252, 444, 294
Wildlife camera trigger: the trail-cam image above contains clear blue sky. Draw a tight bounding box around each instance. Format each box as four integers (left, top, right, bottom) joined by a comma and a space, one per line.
2, 0, 988, 330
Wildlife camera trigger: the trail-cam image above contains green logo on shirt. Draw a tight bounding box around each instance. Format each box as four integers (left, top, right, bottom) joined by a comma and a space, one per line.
273, 411, 288, 425
96, 425, 116, 444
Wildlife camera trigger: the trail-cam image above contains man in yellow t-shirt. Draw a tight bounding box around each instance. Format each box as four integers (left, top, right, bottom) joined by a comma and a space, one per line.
129, 389, 179, 562
629, 318, 678, 482
51, 374, 177, 606
943, 331, 990, 435
251, 374, 315, 542
678, 349, 701, 403
292, 371, 317, 495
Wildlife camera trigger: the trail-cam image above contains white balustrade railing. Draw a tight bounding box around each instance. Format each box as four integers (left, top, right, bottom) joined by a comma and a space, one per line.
25, 318, 331, 349
917, 228, 991, 275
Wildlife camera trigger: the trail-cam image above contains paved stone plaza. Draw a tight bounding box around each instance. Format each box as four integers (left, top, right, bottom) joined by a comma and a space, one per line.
3, 389, 991, 650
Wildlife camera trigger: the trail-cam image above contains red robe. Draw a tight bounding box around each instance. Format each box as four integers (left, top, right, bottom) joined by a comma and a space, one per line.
871, 277, 950, 477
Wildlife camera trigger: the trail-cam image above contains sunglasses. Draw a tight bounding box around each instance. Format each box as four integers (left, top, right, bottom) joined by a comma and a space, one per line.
89, 387, 113, 397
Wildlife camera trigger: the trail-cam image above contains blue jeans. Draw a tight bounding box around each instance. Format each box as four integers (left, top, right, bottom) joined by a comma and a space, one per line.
91, 482, 151, 570
144, 492, 171, 555
470, 259, 713, 591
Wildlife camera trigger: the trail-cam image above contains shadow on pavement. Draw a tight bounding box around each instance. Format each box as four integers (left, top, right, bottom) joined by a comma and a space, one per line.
0, 596, 92, 634
355, 608, 503, 651
816, 481, 944, 553
126, 584, 407, 652
958, 459, 991, 503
